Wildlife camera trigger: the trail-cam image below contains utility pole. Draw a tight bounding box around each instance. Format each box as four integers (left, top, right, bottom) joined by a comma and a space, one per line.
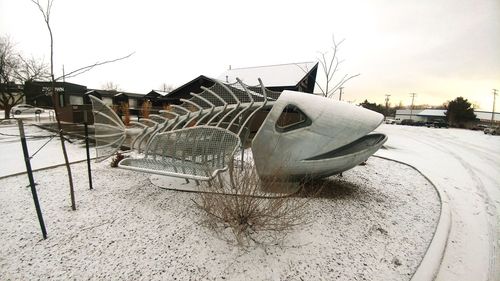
492, 89, 498, 126
409, 93, 417, 120
339, 87, 344, 101
385, 94, 391, 118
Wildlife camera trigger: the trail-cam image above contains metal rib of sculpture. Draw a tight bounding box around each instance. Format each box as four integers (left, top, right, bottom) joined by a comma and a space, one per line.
89, 77, 387, 185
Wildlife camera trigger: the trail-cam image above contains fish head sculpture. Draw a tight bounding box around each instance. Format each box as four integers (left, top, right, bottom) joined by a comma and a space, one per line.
251, 90, 387, 181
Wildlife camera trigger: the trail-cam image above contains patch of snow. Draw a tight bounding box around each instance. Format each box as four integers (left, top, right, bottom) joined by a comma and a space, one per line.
375, 124, 500, 281
0, 156, 439, 280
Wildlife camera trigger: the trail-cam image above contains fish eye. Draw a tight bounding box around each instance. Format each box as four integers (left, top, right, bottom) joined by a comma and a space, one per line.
275, 105, 312, 132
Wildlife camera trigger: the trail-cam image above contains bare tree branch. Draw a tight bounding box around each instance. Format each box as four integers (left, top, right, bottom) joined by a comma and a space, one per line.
298, 35, 360, 98
56, 52, 135, 81
30, 0, 77, 211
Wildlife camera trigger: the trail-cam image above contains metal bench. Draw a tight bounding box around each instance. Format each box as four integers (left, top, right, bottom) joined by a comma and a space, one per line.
118, 126, 241, 181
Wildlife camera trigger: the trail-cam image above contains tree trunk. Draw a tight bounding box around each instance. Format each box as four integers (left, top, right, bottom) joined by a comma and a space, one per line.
4, 105, 12, 119
51, 89, 76, 210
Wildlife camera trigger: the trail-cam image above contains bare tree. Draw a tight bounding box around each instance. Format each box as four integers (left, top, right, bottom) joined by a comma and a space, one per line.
14, 55, 50, 82
102, 81, 119, 91
30, 0, 134, 210
0, 36, 20, 118
159, 83, 174, 93
0, 35, 49, 118
30, 0, 77, 210
299, 35, 360, 98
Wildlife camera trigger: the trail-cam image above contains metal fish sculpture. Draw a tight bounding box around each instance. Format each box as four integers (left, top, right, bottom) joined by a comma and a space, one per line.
89, 78, 387, 182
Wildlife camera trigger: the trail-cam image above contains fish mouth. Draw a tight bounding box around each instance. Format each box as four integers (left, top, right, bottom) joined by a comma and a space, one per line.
304, 133, 387, 161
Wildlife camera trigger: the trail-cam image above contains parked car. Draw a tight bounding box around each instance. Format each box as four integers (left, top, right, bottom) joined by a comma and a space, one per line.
384, 118, 396, 124
11, 104, 45, 115
400, 119, 415, 125
472, 124, 488, 131
484, 126, 500, 135
426, 121, 449, 128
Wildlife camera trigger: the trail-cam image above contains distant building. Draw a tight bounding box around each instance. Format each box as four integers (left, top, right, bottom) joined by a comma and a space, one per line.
474, 110, 500, 124
24, 81, 88, 108
218, 62, 318, 93
395, 109, 447, 123
24, 81, 145, 123
144, 89, 170, 107
395, 109, 500, 125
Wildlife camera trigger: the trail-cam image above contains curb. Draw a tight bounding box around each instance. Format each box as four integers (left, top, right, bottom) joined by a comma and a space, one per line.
374, 155, 451, 281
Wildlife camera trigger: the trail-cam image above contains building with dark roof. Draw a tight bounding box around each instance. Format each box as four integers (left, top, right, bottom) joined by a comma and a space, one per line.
219, 61, 318, 93
162, 62, 318, 105
144, 90, 169, 107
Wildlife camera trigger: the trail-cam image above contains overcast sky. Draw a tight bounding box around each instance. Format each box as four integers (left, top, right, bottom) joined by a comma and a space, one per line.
1, 0, 499, 110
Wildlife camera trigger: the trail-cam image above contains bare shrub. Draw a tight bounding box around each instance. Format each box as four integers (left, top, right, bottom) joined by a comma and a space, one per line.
110, 152, 126, 168
141, 100, 152, 119
193, 162, 315, 246
121, 102, 130, 126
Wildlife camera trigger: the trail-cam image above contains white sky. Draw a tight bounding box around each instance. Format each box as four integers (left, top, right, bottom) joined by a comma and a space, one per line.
1, 0, 499, 110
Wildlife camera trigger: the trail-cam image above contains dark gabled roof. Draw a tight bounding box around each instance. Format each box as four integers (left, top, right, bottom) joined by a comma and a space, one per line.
145, 90, 169, 99
159, 75, 215, 103
122, 92, 145, 98
218, 62, 318, 88
86, 89, 145, 99
86, 89, 118, 97
160, 62, 319, 105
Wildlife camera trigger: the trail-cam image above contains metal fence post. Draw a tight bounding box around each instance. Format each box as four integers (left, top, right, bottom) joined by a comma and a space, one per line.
17, 119, 47, 239
84, 111, 93, 190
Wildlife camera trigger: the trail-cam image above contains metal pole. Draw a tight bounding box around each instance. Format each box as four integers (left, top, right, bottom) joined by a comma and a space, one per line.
84, 111, 93, 190
339, 87, 343, 101
385, 94, 391, 118
18, 119, 47, 239
492, 89, 497, 126
409, 93, 416, 120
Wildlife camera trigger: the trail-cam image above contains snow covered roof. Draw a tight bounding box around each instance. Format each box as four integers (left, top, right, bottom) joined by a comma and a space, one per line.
417, 109, 446, 117
395, 109, 423, 116
475, 111, 500, 121
218, 62, 318, 87
147, 90, 169, 97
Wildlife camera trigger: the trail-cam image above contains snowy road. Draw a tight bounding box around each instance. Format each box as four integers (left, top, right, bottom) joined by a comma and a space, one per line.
375, 124, 500, 281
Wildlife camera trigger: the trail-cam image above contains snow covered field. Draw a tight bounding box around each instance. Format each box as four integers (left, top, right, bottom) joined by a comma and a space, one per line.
375, 124, 500, 281
0, 122, 441, 280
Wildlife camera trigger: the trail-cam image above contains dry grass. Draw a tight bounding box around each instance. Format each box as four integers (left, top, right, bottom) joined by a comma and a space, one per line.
141, 100, 152, 119
121, 102, 130, 126
193, 163, 319, 246
110, 152, 127, 168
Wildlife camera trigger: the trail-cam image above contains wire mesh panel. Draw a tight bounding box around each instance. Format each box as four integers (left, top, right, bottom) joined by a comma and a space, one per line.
119, 126, 241, 180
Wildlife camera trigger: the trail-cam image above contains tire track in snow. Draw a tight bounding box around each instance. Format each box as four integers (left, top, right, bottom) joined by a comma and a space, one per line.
410, 135, 498, 281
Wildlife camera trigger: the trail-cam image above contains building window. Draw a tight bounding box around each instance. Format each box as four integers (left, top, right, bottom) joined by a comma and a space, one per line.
275, 105, 311, 132
129, 98, 137, 108
69, 95, 83, 105
102, 97, 113, 106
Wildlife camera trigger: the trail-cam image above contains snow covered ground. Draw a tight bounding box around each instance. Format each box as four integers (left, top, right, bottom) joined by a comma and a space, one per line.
0, 121, 95, 178
375, 124, 500, 281
0, 122, 441, 280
